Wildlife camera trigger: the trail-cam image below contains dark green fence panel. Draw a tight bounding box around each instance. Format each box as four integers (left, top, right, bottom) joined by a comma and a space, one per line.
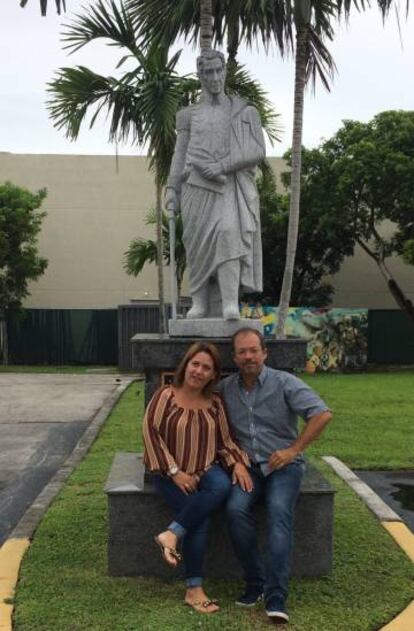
368, 310, 414, 364
8, 309, 117, 365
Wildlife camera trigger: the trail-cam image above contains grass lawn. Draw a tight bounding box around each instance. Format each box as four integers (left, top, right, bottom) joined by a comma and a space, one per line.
14, 374, 414, 631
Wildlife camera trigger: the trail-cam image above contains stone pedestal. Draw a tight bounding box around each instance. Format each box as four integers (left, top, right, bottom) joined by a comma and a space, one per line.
131, 333, 307, 405
105, 453, 335, 579
168, 317, 263, 337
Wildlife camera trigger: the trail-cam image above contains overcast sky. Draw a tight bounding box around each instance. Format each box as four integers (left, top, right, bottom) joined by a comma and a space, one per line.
1, 0, 413, 157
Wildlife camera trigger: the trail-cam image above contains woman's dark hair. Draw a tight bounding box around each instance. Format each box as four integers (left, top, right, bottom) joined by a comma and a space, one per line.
173, 342, 222, 395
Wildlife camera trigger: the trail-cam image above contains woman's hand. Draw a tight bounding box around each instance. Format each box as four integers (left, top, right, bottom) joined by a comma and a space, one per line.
172, 471, 199, 495
232, 463, 253, 493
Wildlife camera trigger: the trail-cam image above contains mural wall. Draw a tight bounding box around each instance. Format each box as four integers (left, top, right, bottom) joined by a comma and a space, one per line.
240, 304, 368, 373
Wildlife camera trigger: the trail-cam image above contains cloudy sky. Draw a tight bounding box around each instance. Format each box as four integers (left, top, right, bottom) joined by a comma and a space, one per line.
1, 0, 413, 157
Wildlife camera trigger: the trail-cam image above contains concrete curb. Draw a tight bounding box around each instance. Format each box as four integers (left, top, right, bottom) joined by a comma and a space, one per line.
322, 456, 402, 522
322, 456, 414, 631
0, 377, 136, 631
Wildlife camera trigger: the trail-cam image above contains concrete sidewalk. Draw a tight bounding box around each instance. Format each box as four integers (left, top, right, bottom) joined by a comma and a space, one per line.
0, 373, 132, 545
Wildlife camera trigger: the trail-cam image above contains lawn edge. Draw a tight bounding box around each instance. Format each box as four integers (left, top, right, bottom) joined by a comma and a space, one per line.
322, 455, 414, 631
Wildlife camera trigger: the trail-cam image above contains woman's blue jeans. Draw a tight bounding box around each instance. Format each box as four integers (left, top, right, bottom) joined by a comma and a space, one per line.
226, 461, 305, 609
153, 464, 232, 586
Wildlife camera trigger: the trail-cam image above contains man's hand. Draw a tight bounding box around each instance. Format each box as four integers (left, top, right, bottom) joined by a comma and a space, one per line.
172, 471, 198, 495
268, 447, 299, 471
192, 160, 225, 181
232, 462, 253, 492
165, 187, 178, 212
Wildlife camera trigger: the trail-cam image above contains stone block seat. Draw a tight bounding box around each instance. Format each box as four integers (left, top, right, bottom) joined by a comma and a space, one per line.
105, 452, 335, 579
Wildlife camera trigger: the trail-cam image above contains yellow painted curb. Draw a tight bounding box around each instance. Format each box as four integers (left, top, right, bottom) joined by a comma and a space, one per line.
380, 600, 414, 631
0, 538, 30, 631
0, 602, 13, 630
382, 522, 414, 563
378, 522, 414, 631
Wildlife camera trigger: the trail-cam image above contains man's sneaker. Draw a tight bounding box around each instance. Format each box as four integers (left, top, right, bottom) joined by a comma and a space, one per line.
235, 587, 264, 607
265, 597, 289, 623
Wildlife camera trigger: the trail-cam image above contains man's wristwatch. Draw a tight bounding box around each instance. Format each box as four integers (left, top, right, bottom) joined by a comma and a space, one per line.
167, 465, 179, 477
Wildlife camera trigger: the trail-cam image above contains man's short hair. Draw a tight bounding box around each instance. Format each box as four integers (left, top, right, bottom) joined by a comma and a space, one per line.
196, 49, 226, 75
231, 327, 266, 353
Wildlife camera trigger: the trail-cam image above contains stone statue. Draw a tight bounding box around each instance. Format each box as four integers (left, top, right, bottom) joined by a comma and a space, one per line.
166, 50, 265, 321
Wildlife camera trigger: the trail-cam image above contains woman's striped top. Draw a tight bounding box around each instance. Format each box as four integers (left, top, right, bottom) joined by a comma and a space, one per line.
143, 386, 249, 475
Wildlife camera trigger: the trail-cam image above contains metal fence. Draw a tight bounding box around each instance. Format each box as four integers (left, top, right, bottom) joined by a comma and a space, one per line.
368, 310, 414, 364
5, 306, 414, 368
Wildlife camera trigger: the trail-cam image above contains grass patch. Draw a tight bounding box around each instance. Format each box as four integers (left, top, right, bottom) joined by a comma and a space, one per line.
302, 371, 414, 469
14, 376, 414, 630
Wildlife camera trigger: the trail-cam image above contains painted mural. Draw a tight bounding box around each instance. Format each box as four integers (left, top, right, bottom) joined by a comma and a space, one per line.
240, 304, 368, 372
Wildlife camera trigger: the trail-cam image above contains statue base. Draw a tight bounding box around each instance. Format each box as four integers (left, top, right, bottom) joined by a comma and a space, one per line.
168, 318, 263, 338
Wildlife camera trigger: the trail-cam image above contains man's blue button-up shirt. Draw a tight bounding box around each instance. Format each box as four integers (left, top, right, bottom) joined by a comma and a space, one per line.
217, 365, 329, 475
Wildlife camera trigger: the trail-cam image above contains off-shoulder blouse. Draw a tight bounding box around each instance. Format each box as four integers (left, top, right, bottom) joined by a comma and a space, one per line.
143, 386, 249, 475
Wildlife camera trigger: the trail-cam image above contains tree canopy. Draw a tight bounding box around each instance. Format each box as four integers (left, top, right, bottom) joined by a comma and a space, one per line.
0, 182, 48, 363
295, 110, 414, 317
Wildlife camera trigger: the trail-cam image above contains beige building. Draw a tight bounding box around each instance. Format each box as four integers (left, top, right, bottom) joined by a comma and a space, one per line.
1, 152, 413, 310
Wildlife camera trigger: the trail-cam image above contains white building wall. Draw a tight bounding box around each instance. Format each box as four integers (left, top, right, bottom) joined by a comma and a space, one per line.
1, 152, 413, 309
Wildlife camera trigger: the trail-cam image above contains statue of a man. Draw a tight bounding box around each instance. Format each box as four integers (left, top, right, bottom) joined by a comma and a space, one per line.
166, 50, 265, 320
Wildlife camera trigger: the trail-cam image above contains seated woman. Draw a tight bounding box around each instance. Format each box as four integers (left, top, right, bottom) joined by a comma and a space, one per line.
143, 341, 252, 614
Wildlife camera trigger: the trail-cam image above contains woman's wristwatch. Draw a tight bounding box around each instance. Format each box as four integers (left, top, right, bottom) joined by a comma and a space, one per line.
167, 465, 179, 477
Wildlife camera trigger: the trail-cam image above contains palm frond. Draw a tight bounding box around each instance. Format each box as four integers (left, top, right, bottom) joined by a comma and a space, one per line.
62, 0, 138, 54
20, 0, 66, 16
123, 237, 157, 275
305, 25, 336, 92
47, 66, 144, 143
225, 62, 282, 145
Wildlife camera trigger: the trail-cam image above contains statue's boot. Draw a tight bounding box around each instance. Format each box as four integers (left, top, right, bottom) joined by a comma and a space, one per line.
187, 286, 208, 319
218, 260, 240, 321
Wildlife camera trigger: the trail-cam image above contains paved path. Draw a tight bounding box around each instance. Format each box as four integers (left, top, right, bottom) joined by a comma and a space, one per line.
0, 373, 130, 545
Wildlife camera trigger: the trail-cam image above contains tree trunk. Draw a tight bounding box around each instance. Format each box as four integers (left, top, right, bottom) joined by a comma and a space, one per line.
227, 19, 239, 68
276, 24, 308, 339
0, 314, 8, 366
200, 0, 213, 52
155, 179, 167, 334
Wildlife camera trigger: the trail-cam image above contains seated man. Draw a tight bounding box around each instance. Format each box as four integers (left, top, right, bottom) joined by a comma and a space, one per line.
218, 327, 332, 624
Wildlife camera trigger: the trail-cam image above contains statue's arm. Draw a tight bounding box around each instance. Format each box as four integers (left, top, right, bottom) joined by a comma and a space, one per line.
165, 109, 190, 210
221, 106, 265, 174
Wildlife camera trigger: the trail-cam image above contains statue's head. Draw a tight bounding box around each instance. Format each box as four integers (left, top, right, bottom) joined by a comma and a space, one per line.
197, 50, 226, 96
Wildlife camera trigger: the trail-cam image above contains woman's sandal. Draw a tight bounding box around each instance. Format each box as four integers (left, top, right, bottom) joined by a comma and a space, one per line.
154, 535, 181, 567
185, 599, 219, 614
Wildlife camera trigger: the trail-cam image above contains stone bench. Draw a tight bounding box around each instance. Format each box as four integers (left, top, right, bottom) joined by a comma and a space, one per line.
105, 452, 335, 579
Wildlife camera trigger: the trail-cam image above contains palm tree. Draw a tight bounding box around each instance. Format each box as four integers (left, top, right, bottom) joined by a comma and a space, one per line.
123, 210, 187, 305
128, 0, 409, 336
20, 0, 66, 16
48, 0, 279, 331
48, 0, 199, 333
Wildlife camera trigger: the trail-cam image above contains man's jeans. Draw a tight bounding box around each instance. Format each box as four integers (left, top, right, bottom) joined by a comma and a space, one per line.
153, 464, 231, 585
226, 461, 305, 608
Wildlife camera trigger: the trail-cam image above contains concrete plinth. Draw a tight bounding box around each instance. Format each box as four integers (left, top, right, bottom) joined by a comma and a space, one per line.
131, 333, 307, 405
168, 318, 263, 337
105, 453, 335, 579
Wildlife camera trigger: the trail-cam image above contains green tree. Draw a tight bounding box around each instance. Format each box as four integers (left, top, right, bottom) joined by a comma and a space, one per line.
254, 165, 354, 305
123, 210, 186, 305
0, 182, 48, 365
403, 240, 414, 266
297, 110, 414, 320
48, 0, 199, 333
